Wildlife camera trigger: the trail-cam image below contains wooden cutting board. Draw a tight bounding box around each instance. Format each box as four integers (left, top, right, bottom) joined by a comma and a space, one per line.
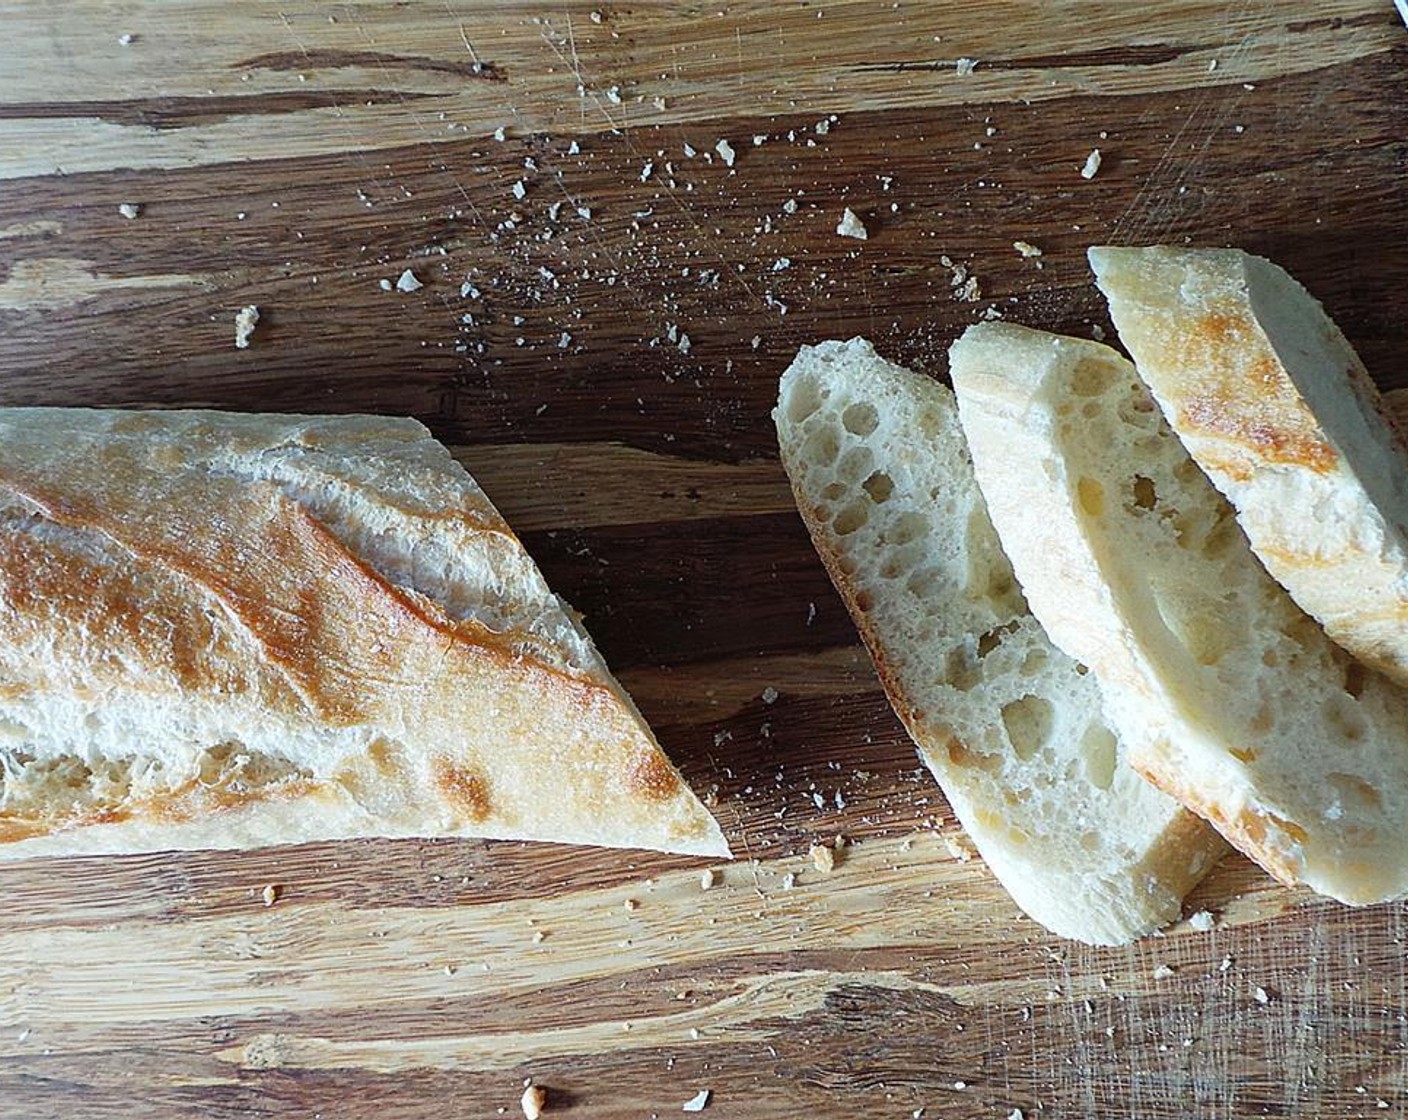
1, 3, 1406, 1117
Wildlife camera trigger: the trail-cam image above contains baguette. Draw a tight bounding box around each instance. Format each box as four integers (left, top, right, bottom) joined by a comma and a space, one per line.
1090, 246, 1408, 686
951, 322, 1408, 904
775, 338, 1223, 944
0, 408, 729, 859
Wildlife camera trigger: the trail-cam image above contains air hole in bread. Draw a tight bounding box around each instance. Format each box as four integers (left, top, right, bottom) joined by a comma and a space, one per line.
947, 737, 1000, 772
906, 566, 943, 599
1000, 695, 1054, 761
786, 376, 826, 423
977, 620, 1020, 659
1151, 581, 1231, 667
821, 481, 846, 502
1020, 648, 1048, 677
1079, 723, 1118, 790
945, 645, 981, 691
801, 425, 841, 467
1078, 830, 1102, 852
1342, 660, 1367, 699
1326, 693, 1367, 743
862, 471, 894, 504
1131, 475, 1157, 511
854, 589, 875, 613
833, 500, 870, 536
841, 401, 880, 437
1077, 477, 1105, 517
879, 554, 906, 580
1069, 357, 1116, 397
838, 445, 875, 484
884, 511, 928, 548
1328, 771, 1381, 815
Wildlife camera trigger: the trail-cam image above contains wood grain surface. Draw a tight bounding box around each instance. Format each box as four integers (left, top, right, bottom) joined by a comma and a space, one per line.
2, 3, 1407, 1118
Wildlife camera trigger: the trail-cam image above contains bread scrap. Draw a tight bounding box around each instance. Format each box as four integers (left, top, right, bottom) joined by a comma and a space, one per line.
951, 322, 1408, 905
0, 408, 728, 860
1091, 245, 1408, 687
775, 338, 1223, 944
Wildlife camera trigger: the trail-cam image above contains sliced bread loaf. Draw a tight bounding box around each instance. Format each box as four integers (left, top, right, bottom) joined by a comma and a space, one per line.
775, 338, 1224, 944
951, 321, 1408, 905
1090, 246, 1408, 686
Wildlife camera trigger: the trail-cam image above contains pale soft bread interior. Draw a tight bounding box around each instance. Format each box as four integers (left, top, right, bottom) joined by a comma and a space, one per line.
0, 409, 728, 860
1090, 245, 1408, 687
775, 338, 1224, 944
951, 322, 1408, 904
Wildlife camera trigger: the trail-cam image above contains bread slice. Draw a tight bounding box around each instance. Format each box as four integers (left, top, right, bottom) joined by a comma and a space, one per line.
1090, 246, 1408, 686
951, 321, 1408, 905
0, 408, 728, 860
774, 338, 1223, 944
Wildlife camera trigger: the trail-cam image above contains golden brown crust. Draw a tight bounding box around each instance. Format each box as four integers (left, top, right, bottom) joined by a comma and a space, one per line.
1174, 311, 1337, 475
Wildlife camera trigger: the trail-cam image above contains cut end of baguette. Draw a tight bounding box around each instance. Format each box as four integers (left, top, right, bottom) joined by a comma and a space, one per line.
1090, 245, 1408, 688
952, 320, 1408, 906
0, 409, 729, 861
776, 337, 1223, 944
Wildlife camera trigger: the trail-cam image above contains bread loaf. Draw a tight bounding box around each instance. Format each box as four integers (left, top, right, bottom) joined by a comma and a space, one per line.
775, 338, 1223, 944
0, 409, 729, 859
951, 322, 1408, 904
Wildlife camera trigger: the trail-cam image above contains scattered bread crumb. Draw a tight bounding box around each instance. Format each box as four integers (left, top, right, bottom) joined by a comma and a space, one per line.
943, 832, 976, 862
395, 269, 423, 293
955, 57, 979, 75
624, 898, 639, 912
953, 1080, 967, 1090
521, 1084, 546, 1120
1187, 909, 1216, 932
260, 883, 278, 907
714, 139, 736, 167
1008, 1110, 1025, 1120
1012, 240, 1042, 258
836, 208, 868, 240
512, 180, 527, 200
1254, 985, 1270, 1004
1080, 148, 1103, 180
118, 33, 135, 45
700, 868, 717, 890
682, 1089, 711, 1112
781, 871, 796, 890
532, 930, 546, 944
118, 203, 141, 220
1151, 964, 1177, 980
234, 306, 260, 350
761, 686, 779, 704
494, 126, 507, 141
810, 843, 836, 874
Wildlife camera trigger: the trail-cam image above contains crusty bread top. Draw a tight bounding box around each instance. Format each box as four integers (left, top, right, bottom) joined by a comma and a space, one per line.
1090, 245, 1408, 686
776, 339, 1222, 944
0, 408, 728, 859
951, 321, 1408, 905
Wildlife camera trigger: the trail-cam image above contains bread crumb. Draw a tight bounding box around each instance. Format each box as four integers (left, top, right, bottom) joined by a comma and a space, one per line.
624, 898, 639, 912
943, 832, 976, 862
1008, 1110, 1025, 1120
1080, 148, 1103, 179
521, 1084, 546, 1120
714, 138, 736, 167
494, 126, 507, 141
1012, 240, 1042, 258
395, 269, 423, 293
118, 203, 142, 220
1187, 909, 1216, 932
1254, 985, 1270, 1004
955, 57, 978, 75
1151, 964, 1176, 980
512, 180, 527, 200
682, 1089, 711, 1112
234, 306, 260, 350
118, 33, 135, 45
531, 930, 546, 943
836, 208, 868, 240
699, 868, 717, 890
781, 871, 796, 890
953, 1080, 967, 1090
810, 843, 836, 874
761, 686, 779, 704
261, 883, 278, 907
